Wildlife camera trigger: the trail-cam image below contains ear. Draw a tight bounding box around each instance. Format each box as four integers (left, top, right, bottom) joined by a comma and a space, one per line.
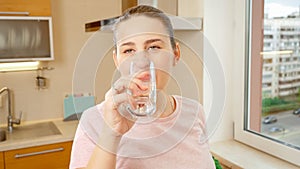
173, 42, 181, 66
113, 50, 119, 68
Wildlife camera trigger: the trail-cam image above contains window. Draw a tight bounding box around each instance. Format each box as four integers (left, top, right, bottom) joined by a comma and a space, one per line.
234, 0, 300, 166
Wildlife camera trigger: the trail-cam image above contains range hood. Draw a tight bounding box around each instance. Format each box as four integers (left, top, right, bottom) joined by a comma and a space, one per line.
85, 0, 202, 32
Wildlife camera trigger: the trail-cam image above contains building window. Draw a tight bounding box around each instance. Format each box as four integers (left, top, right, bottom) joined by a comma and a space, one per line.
235, 0, 300, 166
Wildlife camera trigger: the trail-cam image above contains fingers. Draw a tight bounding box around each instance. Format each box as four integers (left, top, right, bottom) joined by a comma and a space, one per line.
111, 92, 136, 111
104, 74, 152, 121
103, 91, 135, 130
110, 76, 149, 97
102, 76, 148, 136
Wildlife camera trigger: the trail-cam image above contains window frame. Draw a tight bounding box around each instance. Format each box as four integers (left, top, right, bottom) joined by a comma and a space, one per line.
233, 0, 300, 166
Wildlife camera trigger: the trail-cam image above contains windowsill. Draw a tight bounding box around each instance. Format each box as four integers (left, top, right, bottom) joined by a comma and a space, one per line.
210, 140, 299, 169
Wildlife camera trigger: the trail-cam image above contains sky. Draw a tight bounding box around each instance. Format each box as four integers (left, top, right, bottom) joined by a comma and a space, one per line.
265, 0, 300, 18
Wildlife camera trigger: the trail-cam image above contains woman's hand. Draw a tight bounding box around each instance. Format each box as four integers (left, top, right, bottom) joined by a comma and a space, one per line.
102, 76, 147, 135
87, 77, 144, 169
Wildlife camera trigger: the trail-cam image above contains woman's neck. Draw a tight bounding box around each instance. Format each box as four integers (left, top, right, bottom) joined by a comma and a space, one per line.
156, 91, 176, 118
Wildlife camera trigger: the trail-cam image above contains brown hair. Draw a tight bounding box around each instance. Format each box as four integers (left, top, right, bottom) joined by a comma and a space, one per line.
112, 5, 176, 50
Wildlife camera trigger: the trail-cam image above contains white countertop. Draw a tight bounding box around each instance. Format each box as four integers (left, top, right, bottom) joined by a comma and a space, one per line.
0, 119, 78, 151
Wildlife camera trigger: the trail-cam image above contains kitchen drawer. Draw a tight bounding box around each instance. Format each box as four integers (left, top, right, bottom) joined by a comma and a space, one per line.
0, 0, 51, 16
0, 152, 4, 169
4, 141, 72, 169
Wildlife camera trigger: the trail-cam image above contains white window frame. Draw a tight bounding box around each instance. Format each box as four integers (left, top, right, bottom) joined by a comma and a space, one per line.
233, 0, 300, 166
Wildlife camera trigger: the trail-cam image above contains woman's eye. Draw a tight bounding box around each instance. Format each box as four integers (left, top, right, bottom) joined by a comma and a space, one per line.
123, 49, 135, 54
148, 46, 161, 51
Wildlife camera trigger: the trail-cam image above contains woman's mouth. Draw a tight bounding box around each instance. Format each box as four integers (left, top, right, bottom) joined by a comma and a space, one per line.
135, 71, 151, 81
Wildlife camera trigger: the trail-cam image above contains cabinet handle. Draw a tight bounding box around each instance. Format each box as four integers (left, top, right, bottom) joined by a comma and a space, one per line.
0, 11, 30, 15
14, 147, 64, 159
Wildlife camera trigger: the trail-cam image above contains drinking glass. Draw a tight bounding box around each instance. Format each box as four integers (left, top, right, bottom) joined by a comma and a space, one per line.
126, 59, 157, 117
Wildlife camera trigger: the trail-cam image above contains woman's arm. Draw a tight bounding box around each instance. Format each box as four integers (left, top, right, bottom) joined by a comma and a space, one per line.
87, 146, 116, 169
86, 126, 122, 169
85, 81, 135, 168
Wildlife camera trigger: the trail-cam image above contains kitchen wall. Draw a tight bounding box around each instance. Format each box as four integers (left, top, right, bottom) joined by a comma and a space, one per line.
0, 0, 235, 144
0, 0, 121, 123
204, 0, 236, 142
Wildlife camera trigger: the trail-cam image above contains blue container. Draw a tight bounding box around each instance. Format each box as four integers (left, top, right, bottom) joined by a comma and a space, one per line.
63, 95, 95, 121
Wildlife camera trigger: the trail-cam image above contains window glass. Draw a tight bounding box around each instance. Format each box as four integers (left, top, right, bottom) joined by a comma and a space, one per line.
246, 0, 300, 150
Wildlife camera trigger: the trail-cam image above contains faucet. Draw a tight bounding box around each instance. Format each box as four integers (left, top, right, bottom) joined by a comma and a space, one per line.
0, 87, 21, 132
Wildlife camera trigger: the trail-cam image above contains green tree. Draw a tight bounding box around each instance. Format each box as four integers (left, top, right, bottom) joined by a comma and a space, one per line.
262, 97, 288, 107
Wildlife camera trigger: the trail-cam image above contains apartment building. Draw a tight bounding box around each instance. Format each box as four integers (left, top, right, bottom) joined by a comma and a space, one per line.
262, 14, 300, 98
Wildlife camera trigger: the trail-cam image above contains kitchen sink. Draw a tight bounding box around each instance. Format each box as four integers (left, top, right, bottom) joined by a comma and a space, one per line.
0, 129, 6, 142
0, 121, 61, 141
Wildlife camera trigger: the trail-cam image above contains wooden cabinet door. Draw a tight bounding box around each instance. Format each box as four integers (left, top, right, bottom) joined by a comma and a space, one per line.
4, 141, 72, 169
0, 0, 51, 16
0, 152, 4, 169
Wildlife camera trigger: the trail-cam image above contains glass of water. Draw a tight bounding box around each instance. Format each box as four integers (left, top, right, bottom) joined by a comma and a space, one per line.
127, 58, 157, 117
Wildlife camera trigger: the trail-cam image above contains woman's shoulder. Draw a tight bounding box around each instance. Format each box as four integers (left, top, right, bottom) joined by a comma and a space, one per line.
173, 95, 206, 123
77, 102, 106, 143
78, 102, 105, 129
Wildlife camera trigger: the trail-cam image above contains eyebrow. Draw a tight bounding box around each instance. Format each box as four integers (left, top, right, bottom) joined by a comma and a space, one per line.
144, 38, 164, 46
120, 42, 135, 47
119, 38, 165, 47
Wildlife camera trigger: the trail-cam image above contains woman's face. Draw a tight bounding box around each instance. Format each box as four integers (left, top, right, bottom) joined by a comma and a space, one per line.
113, 15, 180, 89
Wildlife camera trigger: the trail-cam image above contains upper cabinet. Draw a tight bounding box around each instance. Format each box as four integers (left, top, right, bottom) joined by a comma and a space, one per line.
122, 0, 177, 15
0, 16, 54, 63
0, 0, 51, 16
0, 0, 54, 63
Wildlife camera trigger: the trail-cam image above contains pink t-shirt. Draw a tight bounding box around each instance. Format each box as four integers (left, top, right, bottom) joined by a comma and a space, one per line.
70, 96, 216, 169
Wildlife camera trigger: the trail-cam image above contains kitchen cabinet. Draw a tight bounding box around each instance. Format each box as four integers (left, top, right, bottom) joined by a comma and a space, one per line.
121, 0, 177, 15
0, 0, 51, 16
4, 141, 72, 169
0, 152, 4, 169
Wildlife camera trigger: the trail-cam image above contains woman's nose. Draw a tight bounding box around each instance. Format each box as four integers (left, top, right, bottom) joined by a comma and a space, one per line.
132, 52, 151, 69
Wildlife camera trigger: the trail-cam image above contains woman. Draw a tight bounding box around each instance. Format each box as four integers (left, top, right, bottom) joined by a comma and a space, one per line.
70, 5, 216, 169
